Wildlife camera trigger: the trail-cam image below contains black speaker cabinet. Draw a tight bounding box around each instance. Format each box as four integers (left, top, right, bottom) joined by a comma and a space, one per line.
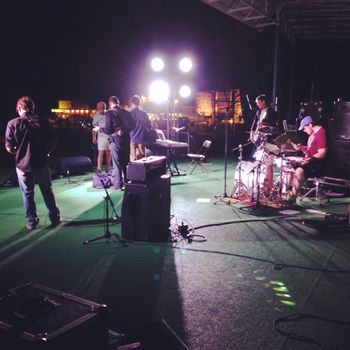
51, 156, 92, 175
332, 101, 350, 141
122, 175, 171, 242
0, 282, 109, 350
329, 140, 350, 179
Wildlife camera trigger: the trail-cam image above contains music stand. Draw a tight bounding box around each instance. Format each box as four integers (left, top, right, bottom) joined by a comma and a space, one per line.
83, 180, 125, 245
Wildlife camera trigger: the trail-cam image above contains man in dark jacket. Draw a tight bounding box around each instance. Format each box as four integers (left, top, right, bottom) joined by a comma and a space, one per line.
249, 94, 279, 144
129, 95, 152, 161
5, 96, 61, 230
94, 96, 131, 189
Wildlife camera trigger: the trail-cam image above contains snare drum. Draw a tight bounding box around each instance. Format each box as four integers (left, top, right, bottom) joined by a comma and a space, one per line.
284, 156, 303, 169
274, 156, 303, 169
233, 161, 273, 197
253, 146, 268, 162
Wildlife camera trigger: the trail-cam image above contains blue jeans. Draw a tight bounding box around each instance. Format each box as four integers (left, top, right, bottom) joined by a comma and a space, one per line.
16, 165, 60, 226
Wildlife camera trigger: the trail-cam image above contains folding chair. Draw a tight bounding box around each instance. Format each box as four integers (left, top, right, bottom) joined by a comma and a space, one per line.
187, 140, 212, 174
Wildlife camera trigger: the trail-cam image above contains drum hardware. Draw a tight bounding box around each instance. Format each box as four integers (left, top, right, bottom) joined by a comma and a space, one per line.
274, 133, 301, 150
258, 126, 282, 136
270, 152, 289, 204
231, 142, 251, 198
250, 161, 262, 205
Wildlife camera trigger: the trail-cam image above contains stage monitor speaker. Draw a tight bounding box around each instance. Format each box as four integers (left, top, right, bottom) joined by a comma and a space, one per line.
122, 175, 171, 242
332, 101, 350, 141
328, 140, 350, 179
51, 156, 92, 175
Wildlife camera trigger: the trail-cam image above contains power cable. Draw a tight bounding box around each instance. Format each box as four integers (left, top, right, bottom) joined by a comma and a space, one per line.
274, 313, 350, 350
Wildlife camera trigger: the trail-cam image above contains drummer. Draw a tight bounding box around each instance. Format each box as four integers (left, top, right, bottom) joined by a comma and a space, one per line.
249, 94, 279, 146
291, 116, 328, 198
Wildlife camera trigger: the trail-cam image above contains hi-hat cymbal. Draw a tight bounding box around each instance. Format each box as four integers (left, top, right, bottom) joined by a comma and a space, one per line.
258, 126, 282, 135
274, 133, 300, 149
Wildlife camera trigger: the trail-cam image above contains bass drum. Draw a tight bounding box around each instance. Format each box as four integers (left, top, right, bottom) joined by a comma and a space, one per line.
233, 161, 273, 198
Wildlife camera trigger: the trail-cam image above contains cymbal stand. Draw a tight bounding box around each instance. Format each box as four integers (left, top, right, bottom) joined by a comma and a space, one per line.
83, 180, 125, 245
232, 143, 249, 198
271, 153, 286, 206
254, 161, 262, 207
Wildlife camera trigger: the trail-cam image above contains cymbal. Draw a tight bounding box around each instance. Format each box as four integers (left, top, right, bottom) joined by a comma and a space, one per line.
274, 133, 300, 150
258, 126, 282, 135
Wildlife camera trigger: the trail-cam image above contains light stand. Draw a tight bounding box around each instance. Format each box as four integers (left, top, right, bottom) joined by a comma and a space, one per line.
83, 180, 125, 245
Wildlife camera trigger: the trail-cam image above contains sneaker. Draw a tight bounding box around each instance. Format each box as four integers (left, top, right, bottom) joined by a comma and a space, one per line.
26, 218, 39, 230
50, 216, 62, 227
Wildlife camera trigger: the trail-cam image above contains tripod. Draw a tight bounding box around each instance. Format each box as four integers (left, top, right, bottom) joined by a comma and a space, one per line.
83, 180, 124, 245
214, 104, 234, 204
62, 168, 80, 185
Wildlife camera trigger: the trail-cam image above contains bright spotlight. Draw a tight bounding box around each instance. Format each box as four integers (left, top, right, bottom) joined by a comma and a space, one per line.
179, 85, 191, 98
149, 80, 170, 103
179, 57, 193, 73
151, 57, 165, 72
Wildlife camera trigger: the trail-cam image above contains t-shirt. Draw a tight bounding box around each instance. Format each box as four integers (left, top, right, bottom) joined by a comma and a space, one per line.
307, 127, 327, 158
93, 112, 108, 140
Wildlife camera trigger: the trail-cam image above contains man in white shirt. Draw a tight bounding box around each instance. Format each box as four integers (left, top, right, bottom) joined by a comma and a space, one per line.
92, 102, 111, 173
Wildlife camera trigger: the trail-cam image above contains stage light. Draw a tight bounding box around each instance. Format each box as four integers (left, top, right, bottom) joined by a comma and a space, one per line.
179, 85, 191, 98
151, 57, 165, 72
179, 57, 193, 73
149, 80, 170, 103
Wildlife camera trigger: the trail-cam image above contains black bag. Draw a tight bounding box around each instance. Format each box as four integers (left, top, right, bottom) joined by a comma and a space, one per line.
92, 173, 112, 189
145, 128, 158, 145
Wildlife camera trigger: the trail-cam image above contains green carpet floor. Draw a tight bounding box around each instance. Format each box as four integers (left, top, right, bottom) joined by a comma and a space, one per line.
1, 157, 350, 349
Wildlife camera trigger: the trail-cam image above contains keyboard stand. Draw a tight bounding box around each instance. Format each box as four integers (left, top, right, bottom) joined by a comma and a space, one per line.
166, 148, 185, 176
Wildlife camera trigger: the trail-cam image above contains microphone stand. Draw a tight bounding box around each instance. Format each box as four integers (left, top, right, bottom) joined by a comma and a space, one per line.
62, 168, 80, 185
214, 105, 233, 204
83, 179, 126, 245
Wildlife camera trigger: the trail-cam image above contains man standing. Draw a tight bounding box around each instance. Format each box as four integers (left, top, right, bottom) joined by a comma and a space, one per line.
92, 101, 111, 173
291, 116, 328, 198
129, 95, 152, 161
5, 96, 61, 230
249, 94, 279, 144
94, 96, 130, 189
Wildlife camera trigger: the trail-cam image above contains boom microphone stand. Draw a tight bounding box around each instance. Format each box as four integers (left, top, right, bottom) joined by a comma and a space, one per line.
83, 180, 125, 245
214, 105, 233, 204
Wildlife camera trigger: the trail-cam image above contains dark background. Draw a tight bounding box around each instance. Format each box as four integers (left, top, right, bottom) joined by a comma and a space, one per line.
1, 0, 350, 129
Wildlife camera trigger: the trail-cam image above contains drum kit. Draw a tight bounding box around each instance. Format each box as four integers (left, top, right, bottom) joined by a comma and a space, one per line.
232, 127, 303, 205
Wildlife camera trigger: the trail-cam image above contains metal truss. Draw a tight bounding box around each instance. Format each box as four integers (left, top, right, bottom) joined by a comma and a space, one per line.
200, 0, 350, 40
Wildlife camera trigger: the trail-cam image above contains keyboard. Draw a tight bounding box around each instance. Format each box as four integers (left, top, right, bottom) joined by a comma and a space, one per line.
156, 139, 188, 148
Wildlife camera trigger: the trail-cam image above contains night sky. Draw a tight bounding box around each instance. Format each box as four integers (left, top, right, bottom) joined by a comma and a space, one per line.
1, 0, 350, 127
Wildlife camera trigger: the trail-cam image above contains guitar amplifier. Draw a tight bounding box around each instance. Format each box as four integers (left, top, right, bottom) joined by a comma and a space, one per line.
0, 282, 109, 350
127, 156, 166, 182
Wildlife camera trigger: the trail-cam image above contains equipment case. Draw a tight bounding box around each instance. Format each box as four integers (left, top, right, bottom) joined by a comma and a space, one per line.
0, 282, 109, 350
